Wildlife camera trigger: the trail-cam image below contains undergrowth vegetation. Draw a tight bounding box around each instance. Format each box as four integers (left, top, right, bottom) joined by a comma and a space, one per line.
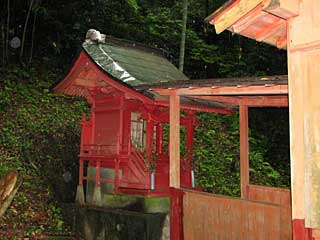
194, 111, 290, 197
0, 66, 89, 237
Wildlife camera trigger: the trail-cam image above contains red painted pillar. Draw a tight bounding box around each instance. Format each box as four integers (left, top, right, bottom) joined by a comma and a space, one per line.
79, 158, 84, 186
292, 219, 312, 240
239, 105, 249, 199
146, 119, 155, 156
114, 157, 120, 194
186, 120, 194, 162
95, 159, 101, 188
170, 188, 184, 240
157, 123, 163, 155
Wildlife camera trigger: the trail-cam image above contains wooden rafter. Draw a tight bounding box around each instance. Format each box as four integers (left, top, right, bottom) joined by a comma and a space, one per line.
206, 0, 300, 49
231, 4, 266, 33
208, 0, 264, 34
255, 19, 286, 42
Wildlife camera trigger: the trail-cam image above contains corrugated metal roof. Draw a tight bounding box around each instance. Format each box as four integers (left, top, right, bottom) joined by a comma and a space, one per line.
82, 36, 188, 87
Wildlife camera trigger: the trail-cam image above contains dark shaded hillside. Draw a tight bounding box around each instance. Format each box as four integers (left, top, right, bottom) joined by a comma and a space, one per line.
0, 66, 89, 237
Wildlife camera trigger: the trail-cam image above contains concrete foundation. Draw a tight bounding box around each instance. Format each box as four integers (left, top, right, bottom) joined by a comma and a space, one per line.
75, 185, 85, 205
76, 206, 168, 240
76, 166, 171, 239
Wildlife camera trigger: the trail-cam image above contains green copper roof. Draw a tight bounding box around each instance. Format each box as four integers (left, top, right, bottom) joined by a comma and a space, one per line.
82, 37, 188, 87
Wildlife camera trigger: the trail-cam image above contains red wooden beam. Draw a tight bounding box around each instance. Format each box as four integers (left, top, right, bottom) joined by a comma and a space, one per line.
155, 100, 232, 114
190, 95, 288, 107
152, 84, 288, 96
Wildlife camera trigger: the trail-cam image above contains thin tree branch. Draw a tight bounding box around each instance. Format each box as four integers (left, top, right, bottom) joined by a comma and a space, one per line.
20, 0, 34, 64
179, 0, 188, 72
5, 0, 10, 63
1, 22, 5, 66
28, 0, 39, 65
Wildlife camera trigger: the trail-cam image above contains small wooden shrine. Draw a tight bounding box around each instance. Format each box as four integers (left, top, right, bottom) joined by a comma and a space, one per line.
54, 30, 230, 205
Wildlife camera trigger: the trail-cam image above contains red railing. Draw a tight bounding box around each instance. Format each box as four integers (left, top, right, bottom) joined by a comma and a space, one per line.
79, 158, 117, 186
130, 146, 147, 177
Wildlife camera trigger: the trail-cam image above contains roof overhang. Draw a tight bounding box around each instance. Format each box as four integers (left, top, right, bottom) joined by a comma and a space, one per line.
206, 0, 300, 49
138, 75, 288, 107
54, 51, 153, 104
54, 51, 232, 113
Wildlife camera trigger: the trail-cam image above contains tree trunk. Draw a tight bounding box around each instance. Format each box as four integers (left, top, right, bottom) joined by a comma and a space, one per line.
20, 0, 34, 64
0, 170, 20, 218
179, 0, 188, 72
28, 0, 39, 65
5, 0, 10, 63
1, 22, 5, 66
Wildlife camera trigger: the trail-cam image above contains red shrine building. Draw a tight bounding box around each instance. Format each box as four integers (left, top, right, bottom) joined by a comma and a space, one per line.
54, 31, 230, 205
55, 27, 297, 239
58, 0, 320, 231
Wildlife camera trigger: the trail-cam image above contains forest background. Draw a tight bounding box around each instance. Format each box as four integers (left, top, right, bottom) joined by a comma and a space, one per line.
0, 0, 289, 237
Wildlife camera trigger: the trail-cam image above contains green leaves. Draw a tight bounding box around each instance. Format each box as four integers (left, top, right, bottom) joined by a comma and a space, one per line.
127, 0, 139, 12
194, 110, 288, 197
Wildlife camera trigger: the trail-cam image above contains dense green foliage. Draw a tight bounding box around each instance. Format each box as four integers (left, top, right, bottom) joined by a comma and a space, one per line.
0, 66, 89, 200
0, 0, 290, 236
0, 66, 89, 237
194, 110, 289, 197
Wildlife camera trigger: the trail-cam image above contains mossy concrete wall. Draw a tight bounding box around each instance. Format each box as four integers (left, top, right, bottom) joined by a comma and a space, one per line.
79, 167, 171, 239
76, 206, 168, 240
86, 167, 170, 213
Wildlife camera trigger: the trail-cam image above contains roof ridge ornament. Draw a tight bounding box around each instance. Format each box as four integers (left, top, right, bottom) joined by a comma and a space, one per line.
85, 29, 106, 44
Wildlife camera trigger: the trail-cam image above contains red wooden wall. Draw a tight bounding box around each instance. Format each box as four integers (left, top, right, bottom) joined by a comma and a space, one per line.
247, 184, 292, 240
180, 189, 291, 240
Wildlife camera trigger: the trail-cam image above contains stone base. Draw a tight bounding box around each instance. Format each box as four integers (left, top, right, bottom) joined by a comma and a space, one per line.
101, 194, 170, 213
76, 206, 168, 240
75, 185, 85, 205
92, 186, 102, 207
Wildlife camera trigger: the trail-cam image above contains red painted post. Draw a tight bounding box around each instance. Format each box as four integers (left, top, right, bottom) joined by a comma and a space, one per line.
239, 105, 249, 199
114, 134, 121, 194
118, 95, 125, 155
146, 119, 154, 156
170, 188, 184, 240
186, 120, 194, 162
114, 157, 120, 194
292, 219, 312, 240
157, 123, 163, 155
79, 158, 84, 186
79, 114, 86, 154
96, 159, 101, 188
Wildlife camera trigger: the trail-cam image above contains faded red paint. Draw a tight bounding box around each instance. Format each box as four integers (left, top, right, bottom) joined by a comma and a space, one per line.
170, 188, 184, 240
292, 219, 312, 240
247, 184, 292, 239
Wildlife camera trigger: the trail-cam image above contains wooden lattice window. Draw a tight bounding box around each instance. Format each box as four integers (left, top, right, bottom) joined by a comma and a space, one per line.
131, 112, 146, 151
